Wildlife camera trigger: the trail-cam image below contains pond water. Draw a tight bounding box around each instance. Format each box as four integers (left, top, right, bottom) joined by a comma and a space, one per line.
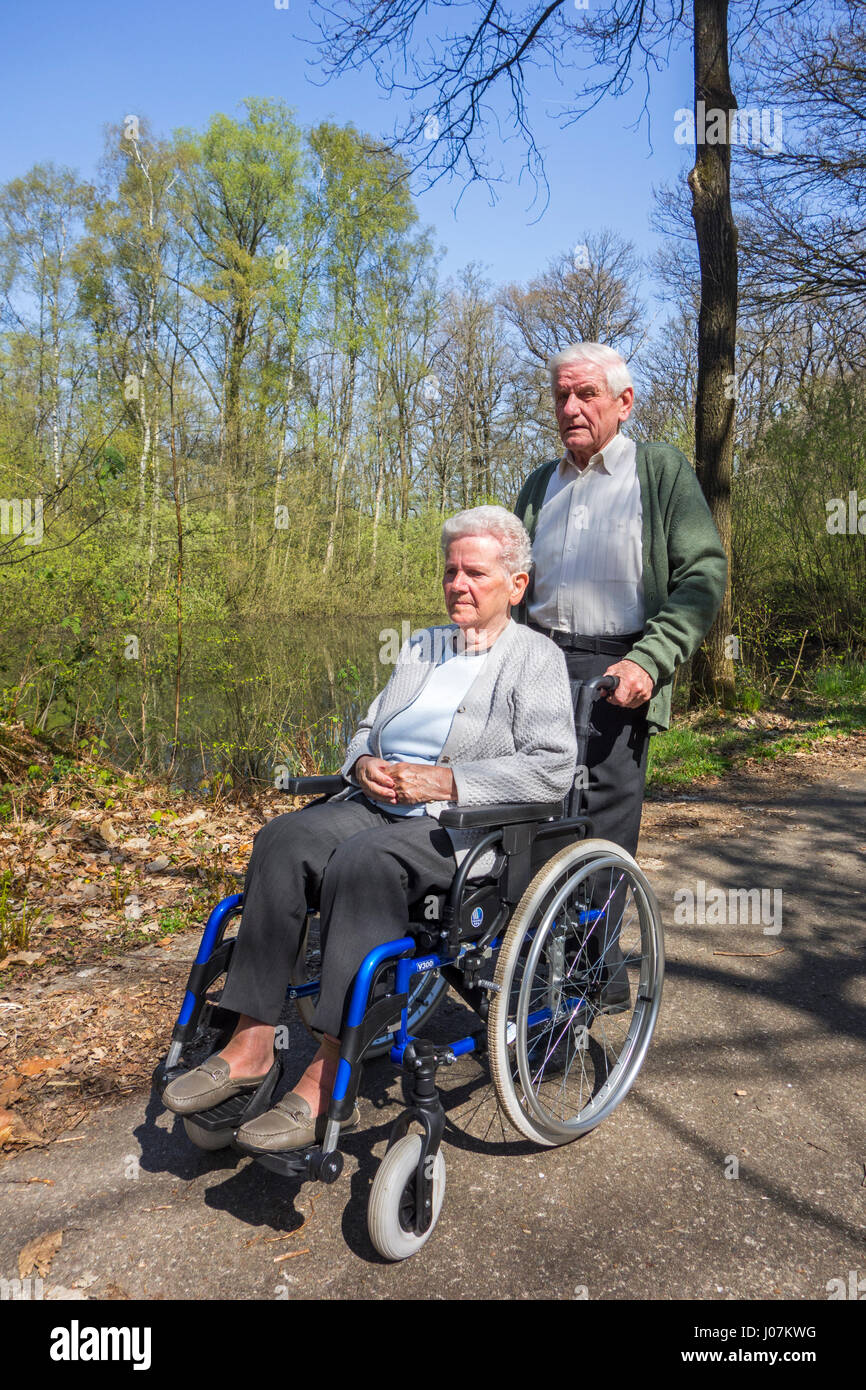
5, 613, 443, 790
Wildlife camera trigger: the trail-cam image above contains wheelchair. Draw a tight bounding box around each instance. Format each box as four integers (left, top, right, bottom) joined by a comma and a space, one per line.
152, 675, 664, 1260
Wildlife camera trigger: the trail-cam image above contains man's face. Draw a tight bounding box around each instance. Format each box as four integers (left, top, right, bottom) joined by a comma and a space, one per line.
552, 361, 634, 465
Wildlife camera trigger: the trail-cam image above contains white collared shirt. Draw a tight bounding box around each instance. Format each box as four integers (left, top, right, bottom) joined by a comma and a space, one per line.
527, 431, 645, 637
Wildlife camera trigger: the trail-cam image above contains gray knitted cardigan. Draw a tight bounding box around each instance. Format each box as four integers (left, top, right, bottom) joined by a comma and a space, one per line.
336, 619, 577, 877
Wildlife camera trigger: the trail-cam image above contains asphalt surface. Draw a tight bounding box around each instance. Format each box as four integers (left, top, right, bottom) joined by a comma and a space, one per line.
2, 752, 864, 1301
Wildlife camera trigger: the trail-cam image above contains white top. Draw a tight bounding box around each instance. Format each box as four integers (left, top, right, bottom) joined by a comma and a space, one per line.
370, 638, 491, 817
527, 431, 645, 637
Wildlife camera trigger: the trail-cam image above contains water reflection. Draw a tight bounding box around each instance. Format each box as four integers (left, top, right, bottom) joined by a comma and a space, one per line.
104, 614, 439, 788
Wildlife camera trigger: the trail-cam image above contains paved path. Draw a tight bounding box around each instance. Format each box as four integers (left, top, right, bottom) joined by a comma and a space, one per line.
2, 749, 864, 1300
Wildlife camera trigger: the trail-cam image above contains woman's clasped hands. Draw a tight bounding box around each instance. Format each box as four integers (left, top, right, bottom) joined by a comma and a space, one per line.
353, 755, 457, 805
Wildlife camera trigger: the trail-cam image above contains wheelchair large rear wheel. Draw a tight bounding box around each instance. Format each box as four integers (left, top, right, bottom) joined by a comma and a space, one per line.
292, 916, 449, 1059
488, 840, 663, 1146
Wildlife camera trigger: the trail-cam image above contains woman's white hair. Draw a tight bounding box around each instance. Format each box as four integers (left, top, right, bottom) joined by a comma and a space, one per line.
547, 342, 634, 399
440, 505, 532, 578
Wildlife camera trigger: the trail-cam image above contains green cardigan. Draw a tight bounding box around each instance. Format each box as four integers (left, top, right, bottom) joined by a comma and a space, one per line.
513, 441, 728, 733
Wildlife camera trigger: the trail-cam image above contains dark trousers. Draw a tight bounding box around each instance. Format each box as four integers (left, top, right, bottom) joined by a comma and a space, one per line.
564, 650, 649, 858
564, 650, 650, 989
219, 796, 457, 1038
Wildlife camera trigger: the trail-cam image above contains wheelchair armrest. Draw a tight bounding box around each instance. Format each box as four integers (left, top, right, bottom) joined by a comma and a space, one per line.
438, 800, 565, 829
283, 775, 346, 795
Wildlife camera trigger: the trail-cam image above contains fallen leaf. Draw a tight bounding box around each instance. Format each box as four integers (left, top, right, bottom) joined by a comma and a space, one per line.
0, 1074, 23, 1105
19, 1229, 63, 1279
101, 1282, 131, 1300
0, 950, 46, 968
156, 937, 173, 948
18, 1056, 71, 1077
99, 819, 119, 844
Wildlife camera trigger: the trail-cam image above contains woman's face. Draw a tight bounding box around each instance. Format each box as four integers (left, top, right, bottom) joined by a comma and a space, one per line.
443, 534, 529, 632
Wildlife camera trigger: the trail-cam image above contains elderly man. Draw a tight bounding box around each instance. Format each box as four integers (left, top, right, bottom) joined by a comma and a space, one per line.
515, 341, 727, 1007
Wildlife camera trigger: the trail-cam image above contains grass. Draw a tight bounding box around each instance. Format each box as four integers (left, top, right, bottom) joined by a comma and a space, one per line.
0, 868, 30, 956
648, 662, 866, 792
96, 891, 214, 957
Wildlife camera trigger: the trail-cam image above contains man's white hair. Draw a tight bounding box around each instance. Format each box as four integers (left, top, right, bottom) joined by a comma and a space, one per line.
547, 342, 634, 399
440, 505, 532, 578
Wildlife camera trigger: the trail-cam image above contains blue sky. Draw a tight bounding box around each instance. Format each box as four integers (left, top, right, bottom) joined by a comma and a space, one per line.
0, 0, 695, 295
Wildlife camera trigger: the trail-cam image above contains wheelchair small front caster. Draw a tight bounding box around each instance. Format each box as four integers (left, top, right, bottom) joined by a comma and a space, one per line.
367, 1134, 446, 1261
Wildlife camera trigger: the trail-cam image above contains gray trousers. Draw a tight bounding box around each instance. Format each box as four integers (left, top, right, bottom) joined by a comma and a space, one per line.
219, 796, 457, 1038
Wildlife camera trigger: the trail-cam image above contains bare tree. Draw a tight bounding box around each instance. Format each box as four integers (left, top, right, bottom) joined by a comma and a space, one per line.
735, 0, 866, 321
500, 229, 646, 365
307, 0, 819, 702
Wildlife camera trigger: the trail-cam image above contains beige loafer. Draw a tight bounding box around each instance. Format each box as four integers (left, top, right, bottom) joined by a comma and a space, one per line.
163, 1055, 272, 1116
236, 1091, 360, 1153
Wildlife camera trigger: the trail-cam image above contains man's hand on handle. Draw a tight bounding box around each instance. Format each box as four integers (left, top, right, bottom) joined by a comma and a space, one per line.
601, 658, 654, 708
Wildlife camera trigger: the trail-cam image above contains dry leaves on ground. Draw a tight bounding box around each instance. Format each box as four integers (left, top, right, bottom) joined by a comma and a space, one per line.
18, 1228, 62, 1279
17, 1056, 71, 1077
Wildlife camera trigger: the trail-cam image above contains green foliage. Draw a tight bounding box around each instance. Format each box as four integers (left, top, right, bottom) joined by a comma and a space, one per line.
648, 665, 866, 791
1, 98, 862, 793
733, 375, 866, 657
0, 868, 29, 955
808, 660, 866, 702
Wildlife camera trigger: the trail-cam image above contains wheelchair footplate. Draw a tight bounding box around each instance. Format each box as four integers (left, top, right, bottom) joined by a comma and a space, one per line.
155, 1057, 284, 1153
184, 1057, 283, 1132
251, 1146, 344, 1184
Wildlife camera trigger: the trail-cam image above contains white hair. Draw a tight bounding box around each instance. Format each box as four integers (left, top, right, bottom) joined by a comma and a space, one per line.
440, 505, 532, 578
547, 342, 634, 399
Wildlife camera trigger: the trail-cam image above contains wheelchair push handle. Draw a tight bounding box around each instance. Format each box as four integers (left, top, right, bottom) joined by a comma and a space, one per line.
571, 672, 620, 727
586, 673, 620, 696
570, 674, 621, 800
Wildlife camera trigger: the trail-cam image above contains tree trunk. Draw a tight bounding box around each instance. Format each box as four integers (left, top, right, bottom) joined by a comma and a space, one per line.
324, 353, 357, 572
372, 361, 385, 571
225, 307, 248, 550
688, 0, 737, 706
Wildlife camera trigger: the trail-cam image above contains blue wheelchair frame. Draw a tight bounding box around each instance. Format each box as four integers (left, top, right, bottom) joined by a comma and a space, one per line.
154, 676, 615, 1236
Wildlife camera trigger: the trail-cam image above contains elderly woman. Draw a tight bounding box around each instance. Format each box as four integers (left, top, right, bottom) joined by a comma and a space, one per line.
164, 505, 577, 1152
